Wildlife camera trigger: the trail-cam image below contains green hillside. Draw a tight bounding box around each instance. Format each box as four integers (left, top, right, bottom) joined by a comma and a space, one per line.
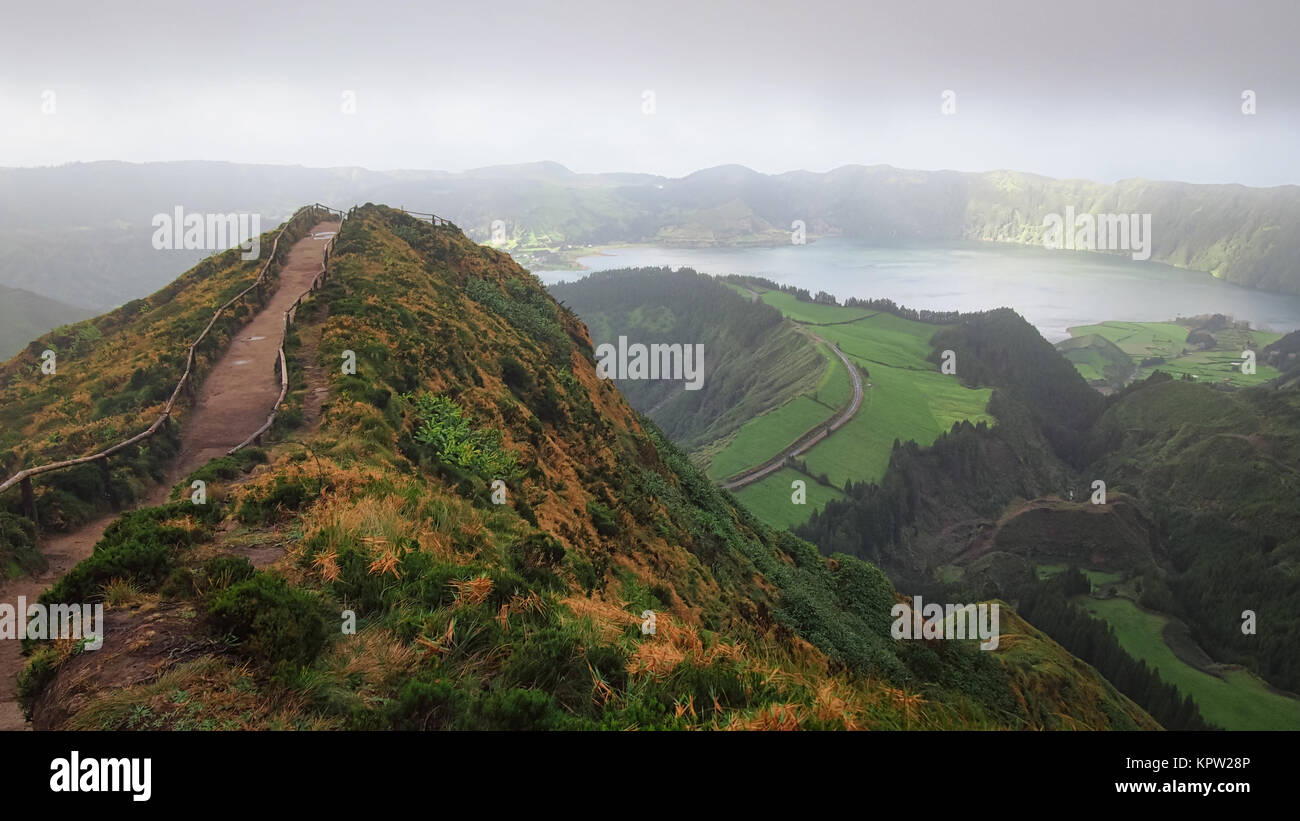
1054, 333, 1135, 390
1066, 319, 1281, 387
555, 272, 995, 531
0, 285, 91, 360
753, 285, 993, 489
551, 268, 835, 477
795, 307, 1300, 729
1083, 597, 1300, 731
11, 205, 1157, 732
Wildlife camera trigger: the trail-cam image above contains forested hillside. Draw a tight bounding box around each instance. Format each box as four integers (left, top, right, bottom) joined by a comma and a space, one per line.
550, 268, 828, 458
796, 308, 1300, 728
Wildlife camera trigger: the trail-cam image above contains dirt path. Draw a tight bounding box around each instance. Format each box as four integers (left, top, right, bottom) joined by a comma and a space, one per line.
0, 221, 337, 730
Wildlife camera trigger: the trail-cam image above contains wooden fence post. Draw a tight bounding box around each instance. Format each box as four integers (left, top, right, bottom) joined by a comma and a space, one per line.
20, 476, 36, 529
98, 456, 119, 510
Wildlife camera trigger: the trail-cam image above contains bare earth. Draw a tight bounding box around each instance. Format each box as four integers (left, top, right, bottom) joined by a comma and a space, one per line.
0, 221, 338, 730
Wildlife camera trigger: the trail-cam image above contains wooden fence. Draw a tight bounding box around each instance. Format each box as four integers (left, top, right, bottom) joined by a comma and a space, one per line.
227, 205, 344, 453
0, 204, 338, 526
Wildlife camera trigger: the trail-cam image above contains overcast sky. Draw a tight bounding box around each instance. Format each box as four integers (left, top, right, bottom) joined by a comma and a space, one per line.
2, 0, 1297, 186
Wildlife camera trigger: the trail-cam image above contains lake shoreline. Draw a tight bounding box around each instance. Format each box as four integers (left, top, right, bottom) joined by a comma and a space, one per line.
537, 238, 1300, 343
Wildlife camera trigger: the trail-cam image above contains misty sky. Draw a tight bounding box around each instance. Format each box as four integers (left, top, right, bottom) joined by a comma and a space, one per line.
2, 0, 1297, 186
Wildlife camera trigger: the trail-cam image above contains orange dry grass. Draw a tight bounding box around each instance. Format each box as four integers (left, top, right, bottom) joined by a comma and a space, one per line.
812, 681, 863, 730
587, 660, 615, 706
883, 686, 927, 723
457, 517, 487, 541
301, 492, 412, 553
510, 591, 546, 615
367, 551, 401, 579
561, 588, 905, 731
451, 575, 494, 608
417, 529, 457, 560
629, 642, 686, 677
729, 703, 804, 731
319, 627, 419, 692
312, 549, 340, 582
561, 594, 639, 641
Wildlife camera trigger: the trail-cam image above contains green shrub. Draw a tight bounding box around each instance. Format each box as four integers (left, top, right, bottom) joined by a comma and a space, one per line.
407, 392, 519, 480
202, 555, 257, 591
586, 499, 619, 537
41, 506, 196, 605
17, 644, 78, 719
236, 476, 313, 525
506, 532, 566, 586
500, 355, 534, 393
207, 573, 326, 668
500, 622, 623, 715
0, 512, 41, 580
185, 448, 267, 489
380, 675, 585, 730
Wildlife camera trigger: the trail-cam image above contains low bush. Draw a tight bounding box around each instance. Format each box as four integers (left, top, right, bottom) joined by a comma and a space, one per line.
41, 506, 198, 605
236, 475, 314, 525
207, 572, 326, 669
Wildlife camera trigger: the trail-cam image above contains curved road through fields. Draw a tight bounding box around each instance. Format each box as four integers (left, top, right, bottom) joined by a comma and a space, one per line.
720, 325, 864, 491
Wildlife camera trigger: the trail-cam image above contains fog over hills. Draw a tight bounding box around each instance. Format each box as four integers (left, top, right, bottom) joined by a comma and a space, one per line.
4, 159, 1300, 323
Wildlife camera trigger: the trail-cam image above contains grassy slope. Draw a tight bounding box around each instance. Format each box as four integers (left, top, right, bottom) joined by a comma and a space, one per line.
1068, 320, 1281, 387
754, 290, 993, 489
1080, 377, 1300, 726
551, 270, 830, 468
0, 209, 326, 536
1083, 598, 1300, 730
1055, 334, 1134, 387
811, 341, 852, 409
706, 394, 833, 479
733, 467, 845, 530
698, 301, 851, 482
19, 206, 1156, 732
0, 211, 320, 472
0, 285, 92, 361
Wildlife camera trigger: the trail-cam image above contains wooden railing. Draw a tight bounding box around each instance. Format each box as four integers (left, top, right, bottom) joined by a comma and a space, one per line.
226, 201, 455, 451
394, 206, 454, 227
0, 201, 454, 526
0, 204, 336, 524
228, 205, 344, 453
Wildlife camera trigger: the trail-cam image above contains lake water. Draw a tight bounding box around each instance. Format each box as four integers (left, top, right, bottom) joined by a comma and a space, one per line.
537, 239, 1300, 342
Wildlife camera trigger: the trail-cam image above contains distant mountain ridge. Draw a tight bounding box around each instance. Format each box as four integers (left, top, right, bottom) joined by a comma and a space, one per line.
3, 159, 1299, 315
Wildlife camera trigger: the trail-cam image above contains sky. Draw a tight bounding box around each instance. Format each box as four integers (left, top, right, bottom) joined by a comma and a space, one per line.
2, 0, 1298, 186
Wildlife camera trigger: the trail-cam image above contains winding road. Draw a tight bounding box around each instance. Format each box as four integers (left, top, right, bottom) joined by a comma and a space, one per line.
719, 325, 864, 491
